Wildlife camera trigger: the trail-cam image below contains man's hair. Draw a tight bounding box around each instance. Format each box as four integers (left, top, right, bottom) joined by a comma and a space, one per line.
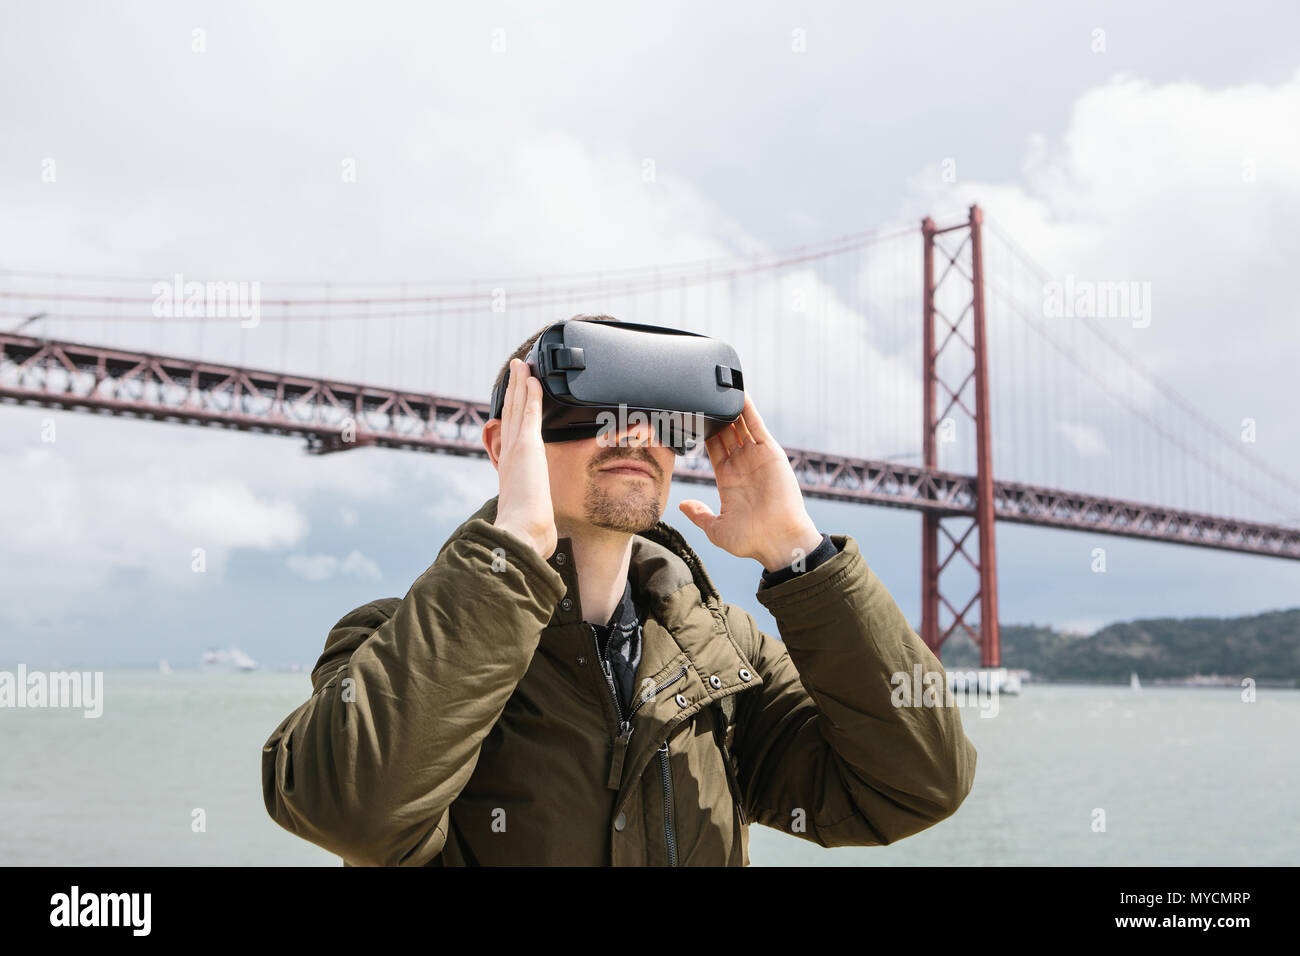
490, 313, 621, 409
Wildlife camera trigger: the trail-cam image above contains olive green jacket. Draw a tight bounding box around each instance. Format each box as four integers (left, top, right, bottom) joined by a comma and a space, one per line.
261, 495, 977, 866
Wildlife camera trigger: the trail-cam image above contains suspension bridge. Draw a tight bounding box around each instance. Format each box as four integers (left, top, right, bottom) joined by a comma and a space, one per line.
2, 205, 1296, 666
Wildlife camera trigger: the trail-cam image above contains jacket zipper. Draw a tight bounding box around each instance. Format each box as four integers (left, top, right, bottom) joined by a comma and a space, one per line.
590, 624, 628, 731
658, 741, 677, 866
591, 621, 690, 869
592, 624, 690, 790
632, 662, 686, 865
720, 733, 747, 826
589, 626, 688, 722
591, 624, 634, 790
636, 664, 688, 869
628, 662, 687, 720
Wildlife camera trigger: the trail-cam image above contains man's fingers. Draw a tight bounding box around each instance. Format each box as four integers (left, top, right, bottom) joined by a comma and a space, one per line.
732, 414, 756, 448
499, 360, 515, 439
522, 376, 543, 426
703, 431, 728, 474
739, 393, 774, 444
505, 359, 528, 445
719, 423, 742, 455
679, 499, 717, 534
499, 360, 544, 457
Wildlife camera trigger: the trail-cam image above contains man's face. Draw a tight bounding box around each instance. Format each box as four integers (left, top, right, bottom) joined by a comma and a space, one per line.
544, 421, 675, 535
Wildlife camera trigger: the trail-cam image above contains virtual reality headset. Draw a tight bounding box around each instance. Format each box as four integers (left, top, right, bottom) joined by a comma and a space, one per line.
488, 318, 746, 455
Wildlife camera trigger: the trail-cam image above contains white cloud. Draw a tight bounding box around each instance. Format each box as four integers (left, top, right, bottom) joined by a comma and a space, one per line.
156, 479, 304, 549
902, 68, 1300, 341
0, 417, 312, 625
424, 455, 499, 523
897, 68, 1300, 509
1055, 422, 1109, 457
340, 549, 382, 579
287, 549, 382, 582
285, 554, 337, 582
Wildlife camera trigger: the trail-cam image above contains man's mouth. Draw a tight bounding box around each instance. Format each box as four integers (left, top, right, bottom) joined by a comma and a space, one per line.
599, 461, 656, 479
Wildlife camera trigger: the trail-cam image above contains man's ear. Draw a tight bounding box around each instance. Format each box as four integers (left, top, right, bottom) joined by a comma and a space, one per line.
482, 419, 503, 468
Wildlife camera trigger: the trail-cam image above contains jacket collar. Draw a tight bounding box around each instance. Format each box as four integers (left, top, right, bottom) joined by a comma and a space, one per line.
599, 577, 638, 632
460, 495, 725, 623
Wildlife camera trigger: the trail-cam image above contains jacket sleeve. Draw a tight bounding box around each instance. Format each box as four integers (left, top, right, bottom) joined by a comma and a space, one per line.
759, 532, 838, 587
260, 518, 566, 866
723, 532, 977, 847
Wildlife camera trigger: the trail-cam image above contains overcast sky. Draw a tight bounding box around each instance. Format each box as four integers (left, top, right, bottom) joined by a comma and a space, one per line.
2, 1, 1298, 669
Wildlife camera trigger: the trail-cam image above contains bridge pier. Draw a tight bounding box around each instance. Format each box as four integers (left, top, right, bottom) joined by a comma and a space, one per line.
921, 205, 1001, 667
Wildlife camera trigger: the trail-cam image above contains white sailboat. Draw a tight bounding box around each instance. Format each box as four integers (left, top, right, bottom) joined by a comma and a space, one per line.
1130, 671, 1142, 692
158, 658, 173, 675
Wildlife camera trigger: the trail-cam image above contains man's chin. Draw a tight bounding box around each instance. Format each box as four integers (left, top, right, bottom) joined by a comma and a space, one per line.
584, 496, 663, 534
590, 512, 661, 534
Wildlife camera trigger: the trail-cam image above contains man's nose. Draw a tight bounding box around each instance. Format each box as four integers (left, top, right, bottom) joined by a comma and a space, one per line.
613, 419, 658, 448
595, 412, 648, 447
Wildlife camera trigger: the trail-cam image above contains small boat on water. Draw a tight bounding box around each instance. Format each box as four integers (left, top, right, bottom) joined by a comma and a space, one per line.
158, 659, 172, 675
946, 667, 1021, 696
200, 648, 259, 672
1130, 671, 1142, 692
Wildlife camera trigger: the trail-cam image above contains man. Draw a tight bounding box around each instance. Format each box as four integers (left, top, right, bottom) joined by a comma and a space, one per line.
262, 315, 977, 866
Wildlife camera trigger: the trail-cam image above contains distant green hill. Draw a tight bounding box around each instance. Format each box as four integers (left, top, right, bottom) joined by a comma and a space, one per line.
938, 607, 1300, 683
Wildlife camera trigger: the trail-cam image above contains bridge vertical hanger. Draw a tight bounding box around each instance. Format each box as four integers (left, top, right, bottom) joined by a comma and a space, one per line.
921, 205, 1002, 668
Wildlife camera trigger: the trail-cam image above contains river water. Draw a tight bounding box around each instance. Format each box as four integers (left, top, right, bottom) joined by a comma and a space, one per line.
2, 671, 1295, 865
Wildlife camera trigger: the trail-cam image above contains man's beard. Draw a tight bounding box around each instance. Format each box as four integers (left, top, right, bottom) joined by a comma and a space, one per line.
583, 475, 662, 533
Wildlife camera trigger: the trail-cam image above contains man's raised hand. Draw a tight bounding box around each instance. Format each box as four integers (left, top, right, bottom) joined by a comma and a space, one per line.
493, 359, 558, 560
678, 392, 822, 573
